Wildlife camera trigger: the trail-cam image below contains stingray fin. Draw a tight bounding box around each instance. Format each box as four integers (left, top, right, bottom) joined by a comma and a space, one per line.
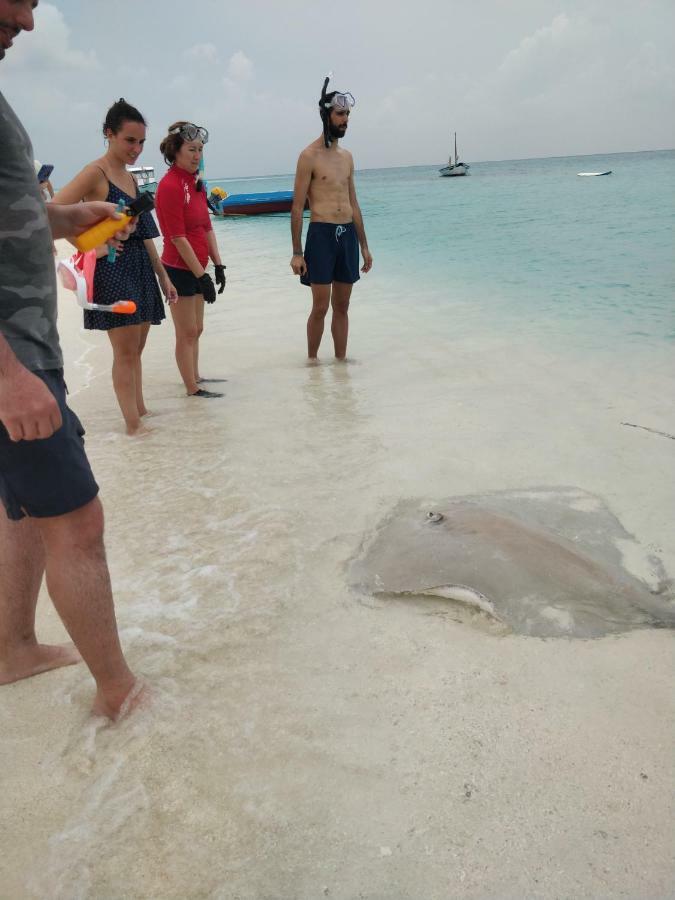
413, 584, 498, 619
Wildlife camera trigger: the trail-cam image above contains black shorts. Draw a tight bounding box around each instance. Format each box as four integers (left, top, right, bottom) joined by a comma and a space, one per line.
164, 265, 202, 298
0, 369, 99, 521
300, 222, 360, 287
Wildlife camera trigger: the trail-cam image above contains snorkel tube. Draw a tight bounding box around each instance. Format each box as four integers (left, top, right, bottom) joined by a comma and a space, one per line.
320, 73, 332, 148
198, 151, 207, 196
57, 252, 136, 314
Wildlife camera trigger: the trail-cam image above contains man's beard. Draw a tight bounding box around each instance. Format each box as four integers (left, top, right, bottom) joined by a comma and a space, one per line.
328, 122, 347, 140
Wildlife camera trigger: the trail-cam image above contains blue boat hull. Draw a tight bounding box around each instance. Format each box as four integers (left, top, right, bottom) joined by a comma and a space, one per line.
214, 191, 304, 216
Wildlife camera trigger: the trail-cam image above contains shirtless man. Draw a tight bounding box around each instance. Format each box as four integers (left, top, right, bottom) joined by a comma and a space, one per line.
290, 78, 373, 361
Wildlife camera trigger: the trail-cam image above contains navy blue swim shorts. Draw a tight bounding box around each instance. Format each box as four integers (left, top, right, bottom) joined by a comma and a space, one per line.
300, 222, 360, 287
0, 369, 99, 521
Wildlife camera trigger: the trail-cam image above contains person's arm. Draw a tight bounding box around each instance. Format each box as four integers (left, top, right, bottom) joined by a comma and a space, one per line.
144, 239, 178, 304
290, 151, 312, 276
348, 160, 372, 274
206, 229, 226, 294
206, 229, 222, 267
171, 238, 206, 277
0, 334, 62, 441
45, 201, 132, 241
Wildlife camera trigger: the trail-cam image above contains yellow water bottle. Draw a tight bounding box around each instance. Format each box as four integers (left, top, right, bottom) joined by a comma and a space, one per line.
74, 194, 154, 252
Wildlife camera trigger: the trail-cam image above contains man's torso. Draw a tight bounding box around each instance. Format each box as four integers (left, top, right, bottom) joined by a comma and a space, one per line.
0, 91, 62, 371
307, 146, 353, 225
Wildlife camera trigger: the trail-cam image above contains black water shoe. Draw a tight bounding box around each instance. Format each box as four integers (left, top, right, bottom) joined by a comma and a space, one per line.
189, 388, 224, 398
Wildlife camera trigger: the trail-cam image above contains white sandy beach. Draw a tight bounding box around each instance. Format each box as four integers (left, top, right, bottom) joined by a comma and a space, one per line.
1, 234, 673, 899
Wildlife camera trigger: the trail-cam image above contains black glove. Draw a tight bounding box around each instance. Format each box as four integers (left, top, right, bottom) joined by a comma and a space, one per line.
198, 272, 216, 304
214, 264, 226, 294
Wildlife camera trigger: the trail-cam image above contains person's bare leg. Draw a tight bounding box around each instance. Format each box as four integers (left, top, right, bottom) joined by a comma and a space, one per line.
136, 323, 151, 417
193, 296, 205, 381
0, 513, 80, 685
107, 325, 149, 436
307, 284, 331, 360
330, 281, 353, 360
170, 296, 200, 394
37, 498, 139, 719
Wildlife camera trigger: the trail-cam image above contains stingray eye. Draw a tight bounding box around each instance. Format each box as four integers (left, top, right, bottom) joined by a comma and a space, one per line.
426, 512, 444, 524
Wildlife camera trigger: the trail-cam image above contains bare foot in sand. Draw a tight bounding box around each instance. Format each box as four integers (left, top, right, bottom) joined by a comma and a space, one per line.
92, 678, 148, 722
126, 422, 154, 438
306, 358, 321, 367
0, 643, 82, 686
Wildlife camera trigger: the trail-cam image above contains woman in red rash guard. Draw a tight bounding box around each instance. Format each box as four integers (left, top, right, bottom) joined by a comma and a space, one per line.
155, 122, 227, 398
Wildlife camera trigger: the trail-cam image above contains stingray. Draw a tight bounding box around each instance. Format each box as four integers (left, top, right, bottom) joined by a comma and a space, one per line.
350, 488, 675, 638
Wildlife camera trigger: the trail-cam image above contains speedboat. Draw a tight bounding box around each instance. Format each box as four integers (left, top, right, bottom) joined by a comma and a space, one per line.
439, 132, 470, 177
212, 191, 307, 216
577, 171, 612, 176
127, 165, 157, 192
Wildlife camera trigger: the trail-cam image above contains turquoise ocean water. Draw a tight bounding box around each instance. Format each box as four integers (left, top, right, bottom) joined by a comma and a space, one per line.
208, 149, 674, 352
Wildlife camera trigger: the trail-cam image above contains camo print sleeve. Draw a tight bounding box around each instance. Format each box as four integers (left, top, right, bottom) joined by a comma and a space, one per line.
0, 91, 63, 372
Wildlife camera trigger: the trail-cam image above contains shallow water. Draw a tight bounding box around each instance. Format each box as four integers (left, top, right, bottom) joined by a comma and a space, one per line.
211, 148, 675, 348
2, 153, 674, 898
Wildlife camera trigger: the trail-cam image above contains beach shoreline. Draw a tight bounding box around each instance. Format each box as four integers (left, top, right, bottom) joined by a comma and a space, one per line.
1, 231, 673, 898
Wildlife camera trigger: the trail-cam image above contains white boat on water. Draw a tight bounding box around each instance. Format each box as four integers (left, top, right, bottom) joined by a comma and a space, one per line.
127, 165, 157, 192
439, 132, 470, 177
577, 171, 612, 177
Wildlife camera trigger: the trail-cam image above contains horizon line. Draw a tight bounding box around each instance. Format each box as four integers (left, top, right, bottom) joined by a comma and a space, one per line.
206, 146, 674, 183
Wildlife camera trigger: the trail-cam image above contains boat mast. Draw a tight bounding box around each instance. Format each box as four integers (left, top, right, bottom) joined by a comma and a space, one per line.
454, 132, 458, 166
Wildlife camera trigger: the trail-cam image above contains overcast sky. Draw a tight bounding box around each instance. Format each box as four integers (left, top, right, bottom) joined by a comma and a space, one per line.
2, 0, 673, 184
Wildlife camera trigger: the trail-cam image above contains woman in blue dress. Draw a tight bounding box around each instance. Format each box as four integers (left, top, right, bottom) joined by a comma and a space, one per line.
53, 99, 177, 436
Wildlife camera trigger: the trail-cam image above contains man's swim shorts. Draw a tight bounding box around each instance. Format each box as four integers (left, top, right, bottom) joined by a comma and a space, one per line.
0, 369, 99, 521
300, 222, 360, 287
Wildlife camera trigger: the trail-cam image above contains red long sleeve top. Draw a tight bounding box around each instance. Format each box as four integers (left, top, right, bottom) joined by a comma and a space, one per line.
155, 165, 212, 270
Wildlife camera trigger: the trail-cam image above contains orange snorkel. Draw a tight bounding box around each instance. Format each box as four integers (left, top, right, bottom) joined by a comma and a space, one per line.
57, 252, 137, 314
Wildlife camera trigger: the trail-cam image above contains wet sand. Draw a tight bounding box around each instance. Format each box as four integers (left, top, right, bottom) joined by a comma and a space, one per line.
0, 237, 673, 899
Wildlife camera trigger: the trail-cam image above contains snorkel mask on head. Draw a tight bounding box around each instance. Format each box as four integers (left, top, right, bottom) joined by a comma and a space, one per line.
319, 73, 355, 148
168, 123, 209, 144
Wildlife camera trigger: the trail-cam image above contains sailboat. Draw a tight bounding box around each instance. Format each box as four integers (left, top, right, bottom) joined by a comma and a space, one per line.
439, 132, 470, 177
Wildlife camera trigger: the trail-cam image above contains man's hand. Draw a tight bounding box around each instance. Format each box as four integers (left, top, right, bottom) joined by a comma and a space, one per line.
46, 201, 135, 244
290, 254, 307, 276
361, 249, 373, 274
0, 366, 62, 441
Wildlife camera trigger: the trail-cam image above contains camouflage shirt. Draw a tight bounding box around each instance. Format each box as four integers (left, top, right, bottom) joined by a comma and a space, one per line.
0, 90, 62, 371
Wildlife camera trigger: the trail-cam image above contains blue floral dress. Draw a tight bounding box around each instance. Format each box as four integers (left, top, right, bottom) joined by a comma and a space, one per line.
85, 181, 166, 330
